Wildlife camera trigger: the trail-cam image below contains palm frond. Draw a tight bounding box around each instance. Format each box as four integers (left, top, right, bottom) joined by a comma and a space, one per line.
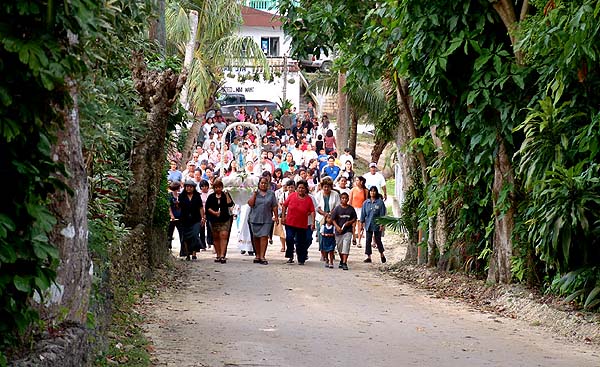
186, 56, 215, 113
210, 35, 270, 75
376, 215, 408, 233
197, 0, 243, 45
348, 79, 386, 121
166, 1, 191, 54
305, 71, 339, 95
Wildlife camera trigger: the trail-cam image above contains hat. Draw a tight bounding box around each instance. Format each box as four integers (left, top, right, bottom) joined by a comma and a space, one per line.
369, 163, 377, 168
184, 179, 196, 187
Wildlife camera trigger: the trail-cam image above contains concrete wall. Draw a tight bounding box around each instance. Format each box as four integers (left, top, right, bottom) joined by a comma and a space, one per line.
238, 26, 292, 57
222, 71, 301, 112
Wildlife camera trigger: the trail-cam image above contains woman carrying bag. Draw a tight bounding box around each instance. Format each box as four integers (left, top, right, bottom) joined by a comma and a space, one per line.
205, 179, 235, 263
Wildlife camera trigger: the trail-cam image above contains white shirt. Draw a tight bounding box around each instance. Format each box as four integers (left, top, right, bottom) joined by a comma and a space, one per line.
302, 150, 318, 166
339, 153, 354, 165
364, 171, 386, 192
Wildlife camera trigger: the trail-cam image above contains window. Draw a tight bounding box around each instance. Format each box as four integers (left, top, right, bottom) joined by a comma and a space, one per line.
260, 37, 279, 57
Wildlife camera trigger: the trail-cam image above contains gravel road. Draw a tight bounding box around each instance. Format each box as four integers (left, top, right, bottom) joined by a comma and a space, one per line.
143, 230, 600, 367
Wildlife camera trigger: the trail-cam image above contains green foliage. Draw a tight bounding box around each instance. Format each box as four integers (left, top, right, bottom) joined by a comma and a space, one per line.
94, 281, 153, 366
551, 267, 600, 310
0, 0, 106, 357
272, 97, 294, 120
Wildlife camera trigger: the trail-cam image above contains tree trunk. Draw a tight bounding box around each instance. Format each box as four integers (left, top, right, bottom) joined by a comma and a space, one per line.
370, 139, 388, 165
149, 0, 167, 51
44, 77, 91, 324
430, 124, 451, 268
394, 78, 435, 264
487, 136, 515, 284
181, 94, 215, 166
179, 10, 199, 110
483, 0, 526, 283
336, 71, 349, 155
348, 106, 358, 157
125, 52, 187, 266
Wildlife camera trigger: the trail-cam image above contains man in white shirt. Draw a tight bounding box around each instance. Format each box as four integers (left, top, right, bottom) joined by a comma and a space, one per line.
302, 143, 318, 167
339, 147, 354, 166
364, 162, 387, 201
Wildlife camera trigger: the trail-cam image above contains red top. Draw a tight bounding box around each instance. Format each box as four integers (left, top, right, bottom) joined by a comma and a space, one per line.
324, 136, 336, 149
283, 192, 315, 228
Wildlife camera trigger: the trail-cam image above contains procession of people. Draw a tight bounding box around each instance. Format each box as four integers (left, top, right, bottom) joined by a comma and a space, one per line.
165, 106, 389, 268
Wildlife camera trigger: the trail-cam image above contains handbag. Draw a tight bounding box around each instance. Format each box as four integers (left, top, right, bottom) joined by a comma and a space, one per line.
226, 192, 235, 216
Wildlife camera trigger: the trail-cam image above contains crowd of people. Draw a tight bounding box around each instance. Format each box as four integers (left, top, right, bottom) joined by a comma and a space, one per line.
166, 104, 390, 269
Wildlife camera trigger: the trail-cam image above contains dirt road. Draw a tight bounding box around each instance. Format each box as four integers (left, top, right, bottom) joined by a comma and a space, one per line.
143, 232, 599, 367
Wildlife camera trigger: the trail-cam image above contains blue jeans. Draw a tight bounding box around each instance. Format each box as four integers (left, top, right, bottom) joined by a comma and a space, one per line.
285, 225, 310, 263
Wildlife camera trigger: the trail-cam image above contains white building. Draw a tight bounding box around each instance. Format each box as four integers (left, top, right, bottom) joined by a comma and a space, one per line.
222, 6, 301, 111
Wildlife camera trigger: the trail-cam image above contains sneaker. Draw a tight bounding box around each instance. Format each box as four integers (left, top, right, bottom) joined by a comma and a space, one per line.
298, 261, 305, 265
248, 251, 255, 256
342, 263, 349, 271
191, 255, 197, 260
381, 254, 387, 264
241, 250, 246, 255
286, 258, 294, 264
363, 258, 372, 263
357, 244, 362, 248
328, 263, 334, 269
324, 263, 330, 268
338, 262, 343, 269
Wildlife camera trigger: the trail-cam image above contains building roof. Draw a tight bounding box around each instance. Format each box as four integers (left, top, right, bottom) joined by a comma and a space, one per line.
241, 5, 282, 28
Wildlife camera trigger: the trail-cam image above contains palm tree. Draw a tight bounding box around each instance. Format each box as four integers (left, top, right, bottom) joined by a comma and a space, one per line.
305, 71, 388, 162
166, 0, 270, 165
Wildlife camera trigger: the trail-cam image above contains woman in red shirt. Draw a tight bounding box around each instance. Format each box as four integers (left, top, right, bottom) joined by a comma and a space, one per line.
324, 129, 336, 154
282, 180, 315, 265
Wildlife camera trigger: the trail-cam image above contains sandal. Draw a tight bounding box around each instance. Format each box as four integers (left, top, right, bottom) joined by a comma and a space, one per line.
253, 259, 261, 263
260, 260, 269, 265
214, 257, 221, 263
220, 258, 227, 264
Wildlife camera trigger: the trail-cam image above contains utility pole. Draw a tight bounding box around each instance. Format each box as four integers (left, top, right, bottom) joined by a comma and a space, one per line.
282, 53, 288, 103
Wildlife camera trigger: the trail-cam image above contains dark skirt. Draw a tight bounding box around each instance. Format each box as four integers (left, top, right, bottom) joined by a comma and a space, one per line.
211, 220, 231, 233
180, 222, 201, 256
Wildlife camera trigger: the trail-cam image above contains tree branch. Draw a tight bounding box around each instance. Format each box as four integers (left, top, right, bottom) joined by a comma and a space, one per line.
520, 0, 530, 21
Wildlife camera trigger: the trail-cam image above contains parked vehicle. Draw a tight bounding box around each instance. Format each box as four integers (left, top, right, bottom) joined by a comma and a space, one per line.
298, 50, 334, 72
207, 93, 278, 122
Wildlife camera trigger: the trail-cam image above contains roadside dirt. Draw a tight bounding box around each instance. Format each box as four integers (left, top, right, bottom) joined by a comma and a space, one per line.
141, 230, 600, 367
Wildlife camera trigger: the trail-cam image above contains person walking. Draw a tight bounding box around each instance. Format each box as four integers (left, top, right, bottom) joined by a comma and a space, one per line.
247, 177, 279, 265
364, 162, 387, 201
282, 180, 315, 265
349, 176, 368, 247
315, 178, 340, 262
167, 181, 183, 250
205, 179, 235, 263
331, 192, 357, 270
178, 180, 205, 261
320, 214, 336, 269
361, 186, 387, 264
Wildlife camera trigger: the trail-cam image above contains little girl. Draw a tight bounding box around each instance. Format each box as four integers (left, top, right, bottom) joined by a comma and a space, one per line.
320, 214, 336, 269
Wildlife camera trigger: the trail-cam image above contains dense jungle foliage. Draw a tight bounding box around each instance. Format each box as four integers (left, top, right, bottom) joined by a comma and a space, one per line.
1, 0, 600, 364
279, 0, 600, 305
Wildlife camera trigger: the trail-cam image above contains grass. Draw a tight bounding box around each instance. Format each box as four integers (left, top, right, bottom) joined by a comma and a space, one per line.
94, 281, 154, 367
